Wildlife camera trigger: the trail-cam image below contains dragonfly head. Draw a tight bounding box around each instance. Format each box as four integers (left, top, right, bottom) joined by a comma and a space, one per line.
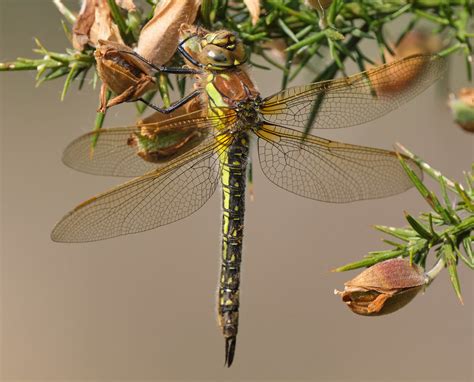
198, 31, 247, 70
180, 25, 247, 70
199, 30, 247, 70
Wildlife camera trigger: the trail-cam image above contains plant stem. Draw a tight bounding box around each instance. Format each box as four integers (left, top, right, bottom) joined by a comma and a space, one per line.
425, 257, 446, 284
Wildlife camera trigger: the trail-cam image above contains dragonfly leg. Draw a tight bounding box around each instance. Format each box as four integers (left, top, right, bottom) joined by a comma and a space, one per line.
175, 33, 207, 70
137, 88, 202, 114
177, 44, 207, 69
117, 49, 202, 75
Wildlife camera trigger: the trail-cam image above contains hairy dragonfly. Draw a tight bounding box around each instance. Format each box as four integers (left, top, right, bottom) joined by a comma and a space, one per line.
52, 26, 446, 366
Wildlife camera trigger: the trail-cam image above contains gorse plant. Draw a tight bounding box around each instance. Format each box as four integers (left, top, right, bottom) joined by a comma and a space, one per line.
2, 1, 472, 105
1, 0, 473, 317
335, 145, 473, 314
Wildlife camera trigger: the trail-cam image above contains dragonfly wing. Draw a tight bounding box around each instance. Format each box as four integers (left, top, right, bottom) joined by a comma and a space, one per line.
63, 126, 158, 177
52, 133, 233, 242
261, 54, 446, 132
63, 110, 237, 177
256, 125, 421, 203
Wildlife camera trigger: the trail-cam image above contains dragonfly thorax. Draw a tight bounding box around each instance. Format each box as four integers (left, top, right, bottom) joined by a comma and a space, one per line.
235, 97, 263, 128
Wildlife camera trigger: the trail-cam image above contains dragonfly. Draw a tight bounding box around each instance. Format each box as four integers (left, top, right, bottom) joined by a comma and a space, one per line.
51, 26, 446, 367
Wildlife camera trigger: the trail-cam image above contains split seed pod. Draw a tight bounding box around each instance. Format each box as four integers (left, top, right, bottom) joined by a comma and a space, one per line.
128, 96, 207, 163
136, 0, 201, 66
95, 40, 156, 112
72, 0, 126, 51
336, 258, 427, 316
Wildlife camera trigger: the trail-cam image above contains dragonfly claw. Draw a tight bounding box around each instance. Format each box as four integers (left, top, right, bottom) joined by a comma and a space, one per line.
224, 336, 237, 367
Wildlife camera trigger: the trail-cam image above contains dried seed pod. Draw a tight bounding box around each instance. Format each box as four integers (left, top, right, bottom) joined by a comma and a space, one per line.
243, 0, 261, 25
336, 258, 427, 316
390, 30, 442, 58
368, 30, 442, 96
129, 97, 207, 163
73, 0, 125, 51
73, 0, 97, 50
95, 40, 156, 112
449, 88, 474, 132
136, 0, 201, 66
339, 285, 425, 316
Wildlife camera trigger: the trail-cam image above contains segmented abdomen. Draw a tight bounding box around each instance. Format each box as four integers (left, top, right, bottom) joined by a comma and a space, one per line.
218, 133, 249, 343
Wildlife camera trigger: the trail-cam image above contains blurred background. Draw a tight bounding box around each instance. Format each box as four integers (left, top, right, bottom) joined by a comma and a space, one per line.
0, 1, 472, 380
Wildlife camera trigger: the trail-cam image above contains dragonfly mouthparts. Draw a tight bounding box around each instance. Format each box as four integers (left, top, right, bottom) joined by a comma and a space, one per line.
224, 336, 237, 367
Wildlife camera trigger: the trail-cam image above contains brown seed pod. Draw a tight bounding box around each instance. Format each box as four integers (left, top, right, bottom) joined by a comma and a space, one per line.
129, 97, 207, 163
136, 0, 202, 66
243, 0, 261, 25
72, 0, 125, 51
368, 30, 442, 96
94, 40, 156, 112
336, 259, 427, 316
449, 88, 474, 132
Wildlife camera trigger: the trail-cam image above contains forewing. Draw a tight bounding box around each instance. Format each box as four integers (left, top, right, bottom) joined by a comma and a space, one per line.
261, 54, 446, 132
256, 125, 422, 203
63, 109, 237, 177
52, 133, 233, 242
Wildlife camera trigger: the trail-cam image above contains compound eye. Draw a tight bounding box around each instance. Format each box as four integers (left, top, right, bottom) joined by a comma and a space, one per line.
201, 45, 234, 67
207, 48, 228, 63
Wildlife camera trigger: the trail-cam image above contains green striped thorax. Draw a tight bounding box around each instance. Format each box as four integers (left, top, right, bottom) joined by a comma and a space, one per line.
180, 27, 248, 71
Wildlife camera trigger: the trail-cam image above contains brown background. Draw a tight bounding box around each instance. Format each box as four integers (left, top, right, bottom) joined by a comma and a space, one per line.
0, 1, 473, 380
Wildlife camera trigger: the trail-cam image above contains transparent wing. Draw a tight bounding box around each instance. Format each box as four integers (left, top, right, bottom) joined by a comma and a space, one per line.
261, 54, 446, 132
52, 133, 233, 242
63, 126, 159, 177
256, 125, 422, 203
63, 109, 237, 177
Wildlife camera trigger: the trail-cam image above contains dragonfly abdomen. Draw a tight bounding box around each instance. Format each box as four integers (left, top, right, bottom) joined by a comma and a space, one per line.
218, 132, 249, 367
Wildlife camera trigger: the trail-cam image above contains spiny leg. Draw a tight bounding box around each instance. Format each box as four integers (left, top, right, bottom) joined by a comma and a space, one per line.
117, 49, 201, 75
136, 88, 202, 114
177, 44, 206, 69
176, 33, 207, 69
